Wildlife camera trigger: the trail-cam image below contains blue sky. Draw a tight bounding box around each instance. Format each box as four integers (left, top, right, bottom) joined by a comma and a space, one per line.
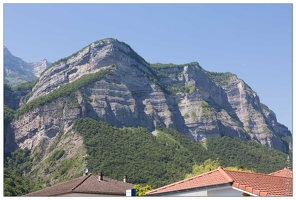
3, 3, 293, 131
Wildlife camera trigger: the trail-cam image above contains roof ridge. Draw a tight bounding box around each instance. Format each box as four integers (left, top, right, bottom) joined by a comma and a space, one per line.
71, 173, 93, 191
224, 168, 290, 178
147, 167, 223, 194
217, 166, 234, 182
106, 176, 133, 185
269, 168, 292, 175
103, 176, 133, 185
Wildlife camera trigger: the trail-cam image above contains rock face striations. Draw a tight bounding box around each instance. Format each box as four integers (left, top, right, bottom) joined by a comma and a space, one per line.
4, 38, 291, 154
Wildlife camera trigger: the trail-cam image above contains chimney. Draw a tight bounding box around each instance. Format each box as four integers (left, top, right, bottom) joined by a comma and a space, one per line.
98, 172, 103, 181
123, 175, 127, 183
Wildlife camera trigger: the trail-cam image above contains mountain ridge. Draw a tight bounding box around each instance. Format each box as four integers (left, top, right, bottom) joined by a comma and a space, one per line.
4, 46, 51, 86
4, 38, 291, 155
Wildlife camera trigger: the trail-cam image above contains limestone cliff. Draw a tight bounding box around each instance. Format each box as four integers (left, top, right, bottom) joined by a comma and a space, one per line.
28, 59, 52, 77
5, 38, 291, 154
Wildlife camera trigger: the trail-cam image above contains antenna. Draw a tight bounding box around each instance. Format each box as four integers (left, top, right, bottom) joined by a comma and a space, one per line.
285, 155, 291, 196
82, 154, 89, 175
285, 155, 290, 196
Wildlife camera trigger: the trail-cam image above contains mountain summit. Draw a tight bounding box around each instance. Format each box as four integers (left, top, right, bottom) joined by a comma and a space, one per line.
5, 38, 291, 154
4, 46, 51, 86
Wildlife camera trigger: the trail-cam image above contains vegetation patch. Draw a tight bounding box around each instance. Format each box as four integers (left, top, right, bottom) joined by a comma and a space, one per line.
166, 83, 197, 94
47, 134, 63, 153
190, 111, 197, 120
10, 79, 38, 92
73, 118, 212, 189
4, 122, 290, 196
184, 113, 190, 119
206, 136, 289, 173
4, 148, 32, 196
64, 92, 80, 109
206, 71, 235, 86
199, 100, 215, 117
4, 105, 16, 124
150, 62, 199, 69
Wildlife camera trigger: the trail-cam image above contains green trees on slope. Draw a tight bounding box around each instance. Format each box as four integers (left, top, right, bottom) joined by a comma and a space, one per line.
205, 71, 235, 86
184, 159, 221, 179
185, 158, 252, 179
73, 118, 214, 188
73, 118, 289, 190
206, 136, 288, 174
4, 105, 15, 124
4, 148, 32, 196
4, 119, 290, 195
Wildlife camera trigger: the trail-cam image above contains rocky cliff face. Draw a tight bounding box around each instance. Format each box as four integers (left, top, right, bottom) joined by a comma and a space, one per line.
5, 38, 291, 154
4, 46, 51, 86
4, 46, 36, 86
28, 59, 51, 77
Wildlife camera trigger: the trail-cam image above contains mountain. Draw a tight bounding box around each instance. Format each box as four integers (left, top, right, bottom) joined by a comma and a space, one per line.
4, 46, 51, 86
5, 38, 291, 154
4, 38, 292, 195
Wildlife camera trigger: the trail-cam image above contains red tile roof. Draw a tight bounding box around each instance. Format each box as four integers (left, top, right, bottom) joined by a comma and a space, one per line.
146, 166, 293, 196
25, 174, 134, 196
269, 167, 292, 178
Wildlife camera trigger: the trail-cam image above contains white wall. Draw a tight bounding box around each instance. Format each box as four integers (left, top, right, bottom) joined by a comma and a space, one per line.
208, 187, 243, 197
153, 185, 245, 197
57, 192, 123, 197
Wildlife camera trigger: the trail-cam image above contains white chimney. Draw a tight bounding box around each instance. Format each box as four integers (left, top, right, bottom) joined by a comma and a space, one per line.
98, 172, 103, 181
123, 175, 127, 183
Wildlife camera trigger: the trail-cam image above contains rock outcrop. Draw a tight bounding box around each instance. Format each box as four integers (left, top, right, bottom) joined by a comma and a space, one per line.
5, 38, 291, 154
28, 59, 51, 77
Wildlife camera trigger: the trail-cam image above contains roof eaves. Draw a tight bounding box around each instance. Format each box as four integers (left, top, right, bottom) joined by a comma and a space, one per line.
259, 191, 268, 196
51, 191, 73, 196
232, 181, 274, 197
231, 186, 258, 196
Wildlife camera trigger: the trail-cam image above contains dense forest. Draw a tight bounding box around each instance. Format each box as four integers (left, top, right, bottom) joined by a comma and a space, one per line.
4, 118, 291, 196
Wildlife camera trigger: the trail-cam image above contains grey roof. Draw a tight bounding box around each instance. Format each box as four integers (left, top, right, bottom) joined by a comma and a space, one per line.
25, 174, 134, 196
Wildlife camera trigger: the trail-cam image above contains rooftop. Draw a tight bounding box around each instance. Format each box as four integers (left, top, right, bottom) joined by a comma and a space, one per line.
269, 167, 292, 178
146, 166, 293, 196
25, 173, 134, 196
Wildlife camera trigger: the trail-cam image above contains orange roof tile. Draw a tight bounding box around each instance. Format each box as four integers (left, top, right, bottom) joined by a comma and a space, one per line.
269, 167, 292, 178
225, 169, 292, 196
146, 167, 293, 196
146, 166, 232, 195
